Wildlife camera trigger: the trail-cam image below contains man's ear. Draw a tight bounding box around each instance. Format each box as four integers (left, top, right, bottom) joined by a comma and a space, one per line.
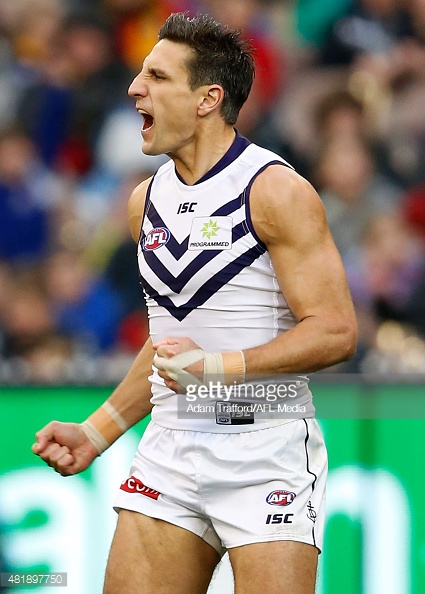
197, 85, 225, 117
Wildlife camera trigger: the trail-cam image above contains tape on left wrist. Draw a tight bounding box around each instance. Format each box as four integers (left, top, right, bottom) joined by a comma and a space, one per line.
204, 351, 246, 384
154, 349, 246, 388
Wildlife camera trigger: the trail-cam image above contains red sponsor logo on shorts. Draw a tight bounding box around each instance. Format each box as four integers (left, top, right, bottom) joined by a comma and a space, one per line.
120, 476, 161, 500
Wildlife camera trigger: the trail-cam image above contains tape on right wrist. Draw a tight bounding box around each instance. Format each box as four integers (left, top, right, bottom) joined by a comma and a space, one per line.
80, 420, 109, 455
80, 402, 129, 455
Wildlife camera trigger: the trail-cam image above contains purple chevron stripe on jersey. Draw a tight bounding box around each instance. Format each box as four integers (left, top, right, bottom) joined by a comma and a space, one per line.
144, 194, 245, 260
140, 244, 266, 322
142, 221, 251, 293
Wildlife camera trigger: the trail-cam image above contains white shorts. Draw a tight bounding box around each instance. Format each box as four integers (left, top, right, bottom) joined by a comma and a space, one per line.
114, 419, 327, 556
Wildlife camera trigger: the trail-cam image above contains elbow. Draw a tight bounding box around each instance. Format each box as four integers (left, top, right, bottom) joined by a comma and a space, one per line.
338, 318, 358, 362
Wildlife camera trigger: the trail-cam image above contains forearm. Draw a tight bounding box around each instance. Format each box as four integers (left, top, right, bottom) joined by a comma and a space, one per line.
243, 315, 357, 376
107, 337, 155, 425
83, 338, 155, 452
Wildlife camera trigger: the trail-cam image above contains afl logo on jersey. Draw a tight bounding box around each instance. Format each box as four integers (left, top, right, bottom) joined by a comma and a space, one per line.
143, 227, 170, 251
266, 490, 296, 506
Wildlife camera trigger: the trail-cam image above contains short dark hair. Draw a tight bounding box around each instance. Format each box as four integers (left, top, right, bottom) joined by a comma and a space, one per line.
158, 12, 255, 125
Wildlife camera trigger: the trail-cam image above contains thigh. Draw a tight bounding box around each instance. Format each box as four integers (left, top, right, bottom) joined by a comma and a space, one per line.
229, 540, 318, 594
104, 509, 220, 594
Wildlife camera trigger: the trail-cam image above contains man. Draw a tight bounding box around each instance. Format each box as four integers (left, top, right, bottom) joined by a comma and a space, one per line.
32, 12, 357, 594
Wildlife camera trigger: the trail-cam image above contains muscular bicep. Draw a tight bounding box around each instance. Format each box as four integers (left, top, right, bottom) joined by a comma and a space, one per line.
272, 220, 353, 326
252, 166, 355, 328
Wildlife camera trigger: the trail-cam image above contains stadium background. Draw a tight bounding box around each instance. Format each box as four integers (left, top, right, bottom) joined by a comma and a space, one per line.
1, 0, 425, 592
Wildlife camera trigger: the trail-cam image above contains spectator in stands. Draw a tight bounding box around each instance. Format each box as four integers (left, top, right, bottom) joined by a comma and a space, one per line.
0, 271, 55, 358
345, 211, 425, 339
0, 129, 62, 264
320, 0, 416, 66
43, 250, 124, 354
17, 10, 133, 175
314, 134, 402, 259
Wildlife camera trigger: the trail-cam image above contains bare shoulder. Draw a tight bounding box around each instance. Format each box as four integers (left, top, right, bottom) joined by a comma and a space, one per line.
128, 177, 153, 243
250, 164, 328, 247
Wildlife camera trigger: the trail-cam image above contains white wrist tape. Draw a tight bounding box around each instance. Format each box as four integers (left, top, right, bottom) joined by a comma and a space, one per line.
154, 349, 205, 388
101, 401, 129, 432
81, 402, 129, 455
154, 349, 246, 388
81, 420, 109, 454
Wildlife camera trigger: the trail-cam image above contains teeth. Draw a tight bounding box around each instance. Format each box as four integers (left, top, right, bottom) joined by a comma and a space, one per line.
139, 111, 154, 132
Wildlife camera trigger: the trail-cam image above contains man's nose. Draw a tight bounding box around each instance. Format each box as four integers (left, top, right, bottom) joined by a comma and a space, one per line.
128, 74, 148, 98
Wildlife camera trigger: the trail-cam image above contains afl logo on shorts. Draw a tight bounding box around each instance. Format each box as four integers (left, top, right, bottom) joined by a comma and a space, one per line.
266, 490, 296, 506
143, 227, 170, 251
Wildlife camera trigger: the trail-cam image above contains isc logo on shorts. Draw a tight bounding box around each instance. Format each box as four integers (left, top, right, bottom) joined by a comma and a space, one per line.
265, 513, 294, 524
120, 476, 161, 500
143, 227, 170, 251
266, 490, 296, 506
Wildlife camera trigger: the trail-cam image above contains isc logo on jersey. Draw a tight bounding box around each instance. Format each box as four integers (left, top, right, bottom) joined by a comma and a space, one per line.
143, 227, 170, 251
266, 490, 296, 506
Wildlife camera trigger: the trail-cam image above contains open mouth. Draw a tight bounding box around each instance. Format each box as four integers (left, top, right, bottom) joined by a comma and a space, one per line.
139, 110, 154, 132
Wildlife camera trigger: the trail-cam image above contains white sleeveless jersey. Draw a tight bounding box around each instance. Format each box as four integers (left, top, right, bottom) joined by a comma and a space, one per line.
138, 132, 315, 432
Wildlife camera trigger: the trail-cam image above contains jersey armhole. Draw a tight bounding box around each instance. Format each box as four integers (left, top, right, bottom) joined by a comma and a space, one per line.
244, 160, 289, 250
138, 176, 156, 246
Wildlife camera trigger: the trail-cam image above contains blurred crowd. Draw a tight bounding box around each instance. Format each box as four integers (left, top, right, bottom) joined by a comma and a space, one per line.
1, 0, 425, 384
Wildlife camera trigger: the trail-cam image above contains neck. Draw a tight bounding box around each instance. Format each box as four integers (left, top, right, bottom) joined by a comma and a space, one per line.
170, 125, 236, 185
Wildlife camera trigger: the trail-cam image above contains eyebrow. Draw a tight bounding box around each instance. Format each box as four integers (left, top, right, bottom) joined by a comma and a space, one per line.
147, 66, 169, 77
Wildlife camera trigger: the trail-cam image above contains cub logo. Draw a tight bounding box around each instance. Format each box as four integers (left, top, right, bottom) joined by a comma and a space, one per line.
120, 476, 161, 500
266, 490, 296, 506
143, 227, 170, 251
